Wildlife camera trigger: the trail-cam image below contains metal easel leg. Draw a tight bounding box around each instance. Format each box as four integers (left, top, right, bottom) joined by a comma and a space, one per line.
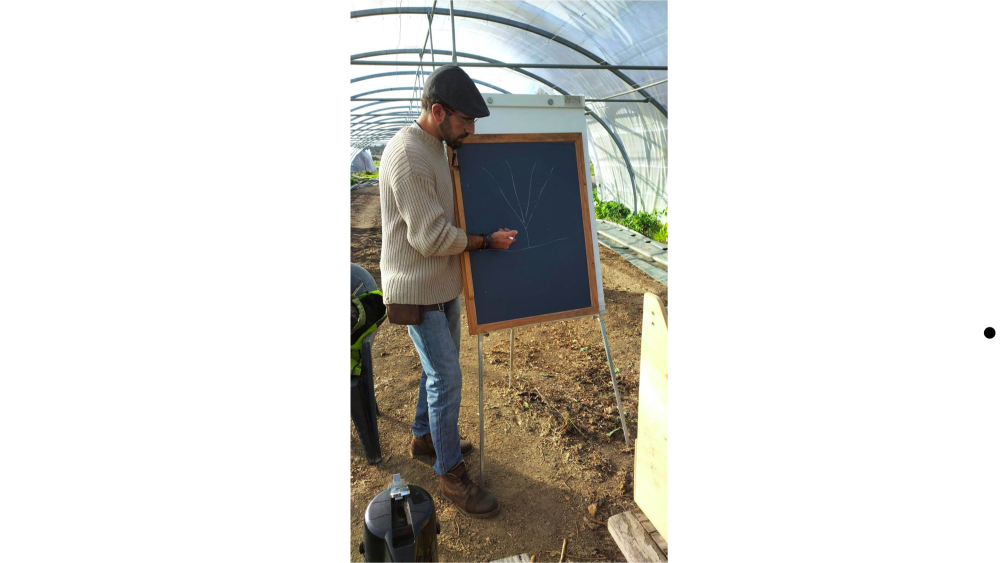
598, 315, 631, 446
478, 332, 485, 485
508, 328, 514, 389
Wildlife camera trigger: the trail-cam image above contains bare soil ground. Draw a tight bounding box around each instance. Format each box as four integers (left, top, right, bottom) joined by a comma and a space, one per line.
350, 185, 667, 562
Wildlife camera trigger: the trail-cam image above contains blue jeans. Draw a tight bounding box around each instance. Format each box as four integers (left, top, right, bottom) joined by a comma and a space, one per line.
408, 296, 463, 476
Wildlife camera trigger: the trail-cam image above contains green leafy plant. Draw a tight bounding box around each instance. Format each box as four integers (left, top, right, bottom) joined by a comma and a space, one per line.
622, 211, 661, 238
603, 201, 631, 222
592, 187, 668, 245
592, 187, 609, 219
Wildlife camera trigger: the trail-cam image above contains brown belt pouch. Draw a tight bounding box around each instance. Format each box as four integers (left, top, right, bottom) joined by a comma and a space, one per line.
387, 303, 445, 325
387, 304, 423, 325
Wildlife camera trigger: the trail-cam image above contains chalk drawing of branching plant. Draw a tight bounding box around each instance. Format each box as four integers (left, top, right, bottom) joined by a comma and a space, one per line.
482, 161, 569, 252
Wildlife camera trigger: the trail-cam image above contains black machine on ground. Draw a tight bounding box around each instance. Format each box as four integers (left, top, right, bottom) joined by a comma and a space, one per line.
360, 474, 439, 562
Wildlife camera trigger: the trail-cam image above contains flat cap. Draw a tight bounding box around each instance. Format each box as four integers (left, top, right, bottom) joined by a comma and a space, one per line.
424, 65, 490, 118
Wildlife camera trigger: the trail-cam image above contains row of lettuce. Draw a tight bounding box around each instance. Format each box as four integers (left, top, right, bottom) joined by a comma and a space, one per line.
593, 187, 667, 244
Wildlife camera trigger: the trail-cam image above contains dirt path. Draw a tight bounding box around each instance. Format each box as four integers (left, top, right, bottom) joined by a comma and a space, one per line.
350, 185, 666, 562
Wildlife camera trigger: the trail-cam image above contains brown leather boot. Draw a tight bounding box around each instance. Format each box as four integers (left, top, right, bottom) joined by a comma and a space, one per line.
439, 461, 500, 519
409, 433, 473, 460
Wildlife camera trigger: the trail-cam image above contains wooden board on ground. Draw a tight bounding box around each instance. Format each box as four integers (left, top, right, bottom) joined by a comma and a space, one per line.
634, 293, 667, 539
635, 509, 668, 555
608, 508, 667, 562
489, 554, 531, 563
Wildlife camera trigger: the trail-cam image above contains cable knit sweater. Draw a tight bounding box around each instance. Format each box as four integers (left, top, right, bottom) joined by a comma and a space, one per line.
378, 123, 469, 305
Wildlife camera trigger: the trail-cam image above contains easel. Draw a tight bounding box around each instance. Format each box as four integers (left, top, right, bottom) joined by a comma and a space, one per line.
447, 132, 622, 486
475, 313, 629, 486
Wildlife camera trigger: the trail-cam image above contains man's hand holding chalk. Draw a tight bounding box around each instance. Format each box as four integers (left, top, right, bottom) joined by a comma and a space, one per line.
490, 228, 518, 250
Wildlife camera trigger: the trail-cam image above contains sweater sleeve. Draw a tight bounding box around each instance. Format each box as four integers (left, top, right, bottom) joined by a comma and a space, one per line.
391, 174, 469, 257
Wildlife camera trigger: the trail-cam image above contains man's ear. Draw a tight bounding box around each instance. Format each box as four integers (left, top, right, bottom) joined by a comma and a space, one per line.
431, 103, 445, 123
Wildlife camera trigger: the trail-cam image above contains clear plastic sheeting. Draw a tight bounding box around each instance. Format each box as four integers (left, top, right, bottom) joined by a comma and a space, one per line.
349, 0, 667, 212
351, 148, 376, 173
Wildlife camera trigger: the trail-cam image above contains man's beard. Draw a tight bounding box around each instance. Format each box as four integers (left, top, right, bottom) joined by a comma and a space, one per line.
439, 119, 468, 149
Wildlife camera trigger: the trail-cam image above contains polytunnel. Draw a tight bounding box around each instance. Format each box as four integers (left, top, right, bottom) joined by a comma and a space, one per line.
348, 0, 667, 213
350, 147, 376, 173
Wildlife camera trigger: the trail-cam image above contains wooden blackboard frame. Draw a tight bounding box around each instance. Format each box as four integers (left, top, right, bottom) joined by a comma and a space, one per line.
448, 132, 600, 335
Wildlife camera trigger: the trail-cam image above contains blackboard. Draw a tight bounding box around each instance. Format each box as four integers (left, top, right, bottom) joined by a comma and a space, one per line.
449, 133, 599, 334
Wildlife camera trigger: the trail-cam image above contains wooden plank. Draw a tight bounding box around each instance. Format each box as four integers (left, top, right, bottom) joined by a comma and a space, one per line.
634, 509, 668, 556
448, 146, 479, 333
650, 531, 668, 556
470, 305, 599, 334
635, 510, 657, 535
634, 293, 667, 539
607, 510, 667, 562
464, 132, 580, 144
489, 554, 531, 563
574, 135, 600, 315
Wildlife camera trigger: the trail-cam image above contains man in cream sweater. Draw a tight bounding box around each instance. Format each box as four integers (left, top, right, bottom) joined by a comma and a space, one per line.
378, 65, 516, 519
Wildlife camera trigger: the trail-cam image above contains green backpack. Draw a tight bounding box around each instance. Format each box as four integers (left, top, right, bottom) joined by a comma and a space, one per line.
351, 290, 387, 376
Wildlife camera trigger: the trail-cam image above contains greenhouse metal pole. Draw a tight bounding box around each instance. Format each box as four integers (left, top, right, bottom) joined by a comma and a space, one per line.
595, 77, 670, 101
584, 99, 649, 103
351, 61, 669, 71
351, 111, 430, 117
350, 98, 649, 104
352, 129, 412, 140
354, 128, 398, 138
352, 70, 432, 83
585, 110, 639, 212
348, 62, 648, 213
353, 50, 570, 102
428, 13, 435, 65
351, 86, 424, 100
352, 118, 418, 126
478, 332, 485, 485
354, 136, 394, 147
351, 133, 377, 144
353, 134, 403, 142
354, 122, 420, 130
598, 315, 631, 446
351, 54, 653, 99
353, 125, 408, 136
352, 124, 412, 134
353, 128, 413, 139
352, 121, 415, 129
350, 7, 669, 120
410, 1, 437, 119
353, 124, 415, 134
351, 100, 398, 112
424, 0, 438, 60
351, 72, 511, 94
354, 135, 395, 146
352, 117, 416, 124
450, 1, 457, 64
509, 329, 513, 389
